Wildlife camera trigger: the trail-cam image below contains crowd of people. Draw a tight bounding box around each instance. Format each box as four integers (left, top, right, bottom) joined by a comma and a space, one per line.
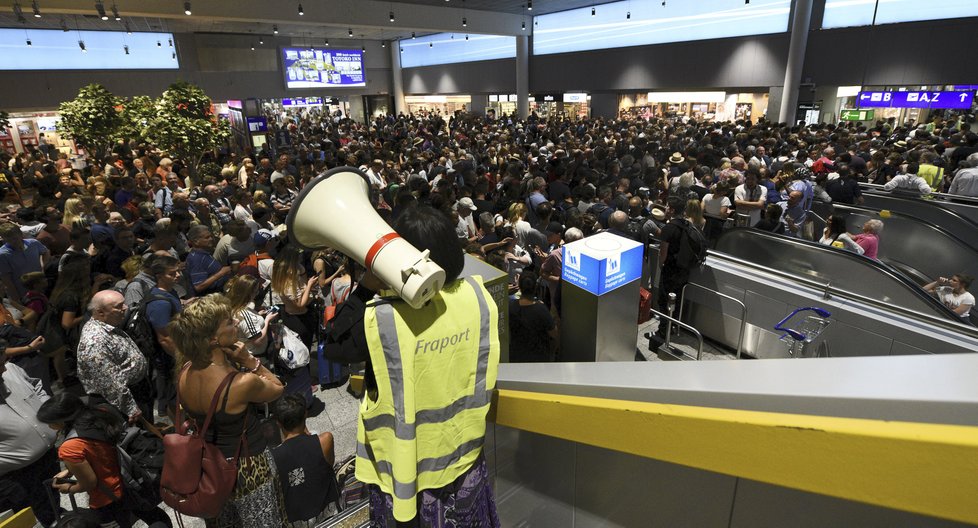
1, 105, 977, 527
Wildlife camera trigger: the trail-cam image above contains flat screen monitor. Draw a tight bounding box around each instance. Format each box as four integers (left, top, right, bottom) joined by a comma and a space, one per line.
282, 48, 365, 88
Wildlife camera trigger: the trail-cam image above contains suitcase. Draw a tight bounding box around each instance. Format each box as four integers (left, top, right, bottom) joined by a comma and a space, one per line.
317, 341, 348, 387
638, 287, 653, 324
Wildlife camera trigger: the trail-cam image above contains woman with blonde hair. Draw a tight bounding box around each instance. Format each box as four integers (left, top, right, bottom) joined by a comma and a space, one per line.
62, 197, 87, 227
170, 293, 285, 527
271, 245, 319, 346
505, 202, 532, 249
225, 275, 278, 359
686, 198, 706, 231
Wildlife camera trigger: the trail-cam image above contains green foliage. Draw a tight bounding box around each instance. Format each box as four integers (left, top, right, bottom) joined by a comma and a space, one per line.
117, 95, 155, 144
197, 162, 222, 181
56, 84, 123, 159
146, 81, 230, 172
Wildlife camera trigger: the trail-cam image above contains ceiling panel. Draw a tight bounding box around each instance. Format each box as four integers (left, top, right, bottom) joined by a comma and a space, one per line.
390, 0, 622, 16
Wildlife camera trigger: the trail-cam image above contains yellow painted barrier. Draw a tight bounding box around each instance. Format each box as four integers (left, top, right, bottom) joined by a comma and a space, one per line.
491, 389, 978, 525
0, 508, 36, 528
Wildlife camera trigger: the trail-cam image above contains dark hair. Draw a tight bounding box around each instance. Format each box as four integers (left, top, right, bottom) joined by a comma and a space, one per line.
518, 270, 538, 298
954, 273, 974, 290
827, 214, 847, 235
393, 205, 464, 283
667, 195, 686, 216
272, 393, 308, 432
149, 254, 181, 278
36, 393, 124, 443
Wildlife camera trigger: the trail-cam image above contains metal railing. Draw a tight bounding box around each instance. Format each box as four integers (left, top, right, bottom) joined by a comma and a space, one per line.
679, 283, 748, 359
650, 308, 705, 360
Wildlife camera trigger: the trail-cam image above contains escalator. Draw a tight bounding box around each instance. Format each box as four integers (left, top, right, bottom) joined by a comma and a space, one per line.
809, 202, 978, 285
682, 228, 978, 359
857, 190, 978, 249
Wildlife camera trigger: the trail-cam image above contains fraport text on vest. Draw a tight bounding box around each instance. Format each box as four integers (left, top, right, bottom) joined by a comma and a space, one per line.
415, 329, 471, 354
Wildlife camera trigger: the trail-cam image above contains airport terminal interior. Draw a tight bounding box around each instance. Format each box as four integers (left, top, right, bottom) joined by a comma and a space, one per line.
1, 0, 978, 527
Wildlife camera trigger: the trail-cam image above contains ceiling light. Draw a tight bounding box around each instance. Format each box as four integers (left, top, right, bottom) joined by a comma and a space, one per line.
591, 6, 595, 16
124, 22, 131, 34
156, 40, 161, 47
324, 37, 329, 46
361, 45, 366, 53
348, 28, 353, 37
662, 0, 666, 6
124, 44, 129, 54
251, 44, 255, 50
381, 41, 386, 47
389, 11, 394, 22
462, 17, 467, 27
168, 38, 173, 47
527, 1, 532, 10
627, 11, 631, 19
183, 1, 192, 15
429, 42, 432, 47
111, 3, 120, 21
298, 3, 304, 15
26, 38, 31, 46
273, 25, 279, 34
32, 0, 40, 18
60, 18, 68, 31
95, 0, 108, 20
172, 51, 176, 60
465, 34, 469, 40
79, 40, 86, 52
259, 36, 264, 44
411, 32, 416, 39
521, 20, 525, 30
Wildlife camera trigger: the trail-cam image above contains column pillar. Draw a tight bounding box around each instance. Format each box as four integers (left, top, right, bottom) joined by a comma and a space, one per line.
516, 35, 530, 119
778, 0, 815, 124
390, 41, 406, 116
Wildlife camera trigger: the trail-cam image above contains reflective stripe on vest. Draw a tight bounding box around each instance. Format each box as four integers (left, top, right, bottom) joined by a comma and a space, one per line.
356, 276, 497, 521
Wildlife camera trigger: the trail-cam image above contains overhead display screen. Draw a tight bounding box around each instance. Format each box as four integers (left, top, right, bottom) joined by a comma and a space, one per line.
0, 28, 179, 70
533, 0, 790, 56
400, 34, 516, 68
283, 48, 365, 88
822, 0, 978, 29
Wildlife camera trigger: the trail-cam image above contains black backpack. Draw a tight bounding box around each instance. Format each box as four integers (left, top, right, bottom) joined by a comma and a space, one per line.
675, 219, 708, 268
625, 215, 646, 242
123, 289, 172, 362
117, 426, 165, 510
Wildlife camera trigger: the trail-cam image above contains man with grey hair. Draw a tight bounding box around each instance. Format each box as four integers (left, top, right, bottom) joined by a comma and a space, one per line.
949, 153, 978, 197
539, 227, 582, 317
185, 224, 232, 295
76, 289, 151, 422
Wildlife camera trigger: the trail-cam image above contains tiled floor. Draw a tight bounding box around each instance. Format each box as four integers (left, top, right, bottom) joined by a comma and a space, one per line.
58, 320, 738, 526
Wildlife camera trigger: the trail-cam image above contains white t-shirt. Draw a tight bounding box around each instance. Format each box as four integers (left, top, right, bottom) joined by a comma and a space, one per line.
734, 184, 766, 226
702, 193, 731, 217
938, 288, 975, 318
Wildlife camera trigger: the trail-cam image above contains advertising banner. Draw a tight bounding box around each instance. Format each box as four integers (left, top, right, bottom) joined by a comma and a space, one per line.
283, 48, 365, 88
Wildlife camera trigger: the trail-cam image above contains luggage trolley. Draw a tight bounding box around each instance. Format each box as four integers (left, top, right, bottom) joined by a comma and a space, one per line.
774, 307, 833, 358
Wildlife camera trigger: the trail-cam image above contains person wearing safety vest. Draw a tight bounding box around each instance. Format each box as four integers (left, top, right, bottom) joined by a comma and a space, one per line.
323, 205, 501, 526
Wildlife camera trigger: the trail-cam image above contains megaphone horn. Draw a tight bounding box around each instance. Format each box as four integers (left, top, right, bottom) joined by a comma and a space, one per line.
286, 167, 445, 309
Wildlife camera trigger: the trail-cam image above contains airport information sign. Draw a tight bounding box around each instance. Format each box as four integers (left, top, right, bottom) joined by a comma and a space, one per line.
857, 90, 974, 109
561, 232, 642, 296
840, 109, 874, 121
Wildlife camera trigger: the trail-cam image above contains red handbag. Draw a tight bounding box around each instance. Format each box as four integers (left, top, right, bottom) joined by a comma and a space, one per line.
160, 363, 248, 519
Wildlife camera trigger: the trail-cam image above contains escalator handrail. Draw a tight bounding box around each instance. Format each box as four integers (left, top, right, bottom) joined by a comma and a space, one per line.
855, 187, 978, 230
860, 182, 978, 207
710, 228, 972, 329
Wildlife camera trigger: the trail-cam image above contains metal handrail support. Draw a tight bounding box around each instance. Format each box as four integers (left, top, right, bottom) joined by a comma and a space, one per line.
680, 283, 748, 359
650, 308, 705, 360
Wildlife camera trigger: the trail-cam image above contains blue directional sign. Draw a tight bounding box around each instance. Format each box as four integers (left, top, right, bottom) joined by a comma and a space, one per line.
561, 232, 643, 296
857, 91, 974, 110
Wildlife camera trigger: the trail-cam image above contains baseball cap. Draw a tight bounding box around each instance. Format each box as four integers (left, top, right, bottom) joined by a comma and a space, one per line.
253, 230, 276, 247
457, 197, 477, 211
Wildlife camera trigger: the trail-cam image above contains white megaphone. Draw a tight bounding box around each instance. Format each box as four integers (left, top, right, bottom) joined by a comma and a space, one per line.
287, 167, 445, 309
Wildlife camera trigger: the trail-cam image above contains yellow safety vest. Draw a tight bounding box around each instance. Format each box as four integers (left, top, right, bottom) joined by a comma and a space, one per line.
918, 164, 944, 191
357, 276, 499, 522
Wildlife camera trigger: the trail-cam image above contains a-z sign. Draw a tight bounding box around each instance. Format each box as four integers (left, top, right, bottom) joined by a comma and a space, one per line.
857, 91, 974, 110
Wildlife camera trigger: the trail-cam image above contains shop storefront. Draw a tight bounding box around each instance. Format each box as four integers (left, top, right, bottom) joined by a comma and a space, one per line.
404, 95, 471, 116
618, 91, 769, 122
488, 94, 518, 118
0, 112, 78, 157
